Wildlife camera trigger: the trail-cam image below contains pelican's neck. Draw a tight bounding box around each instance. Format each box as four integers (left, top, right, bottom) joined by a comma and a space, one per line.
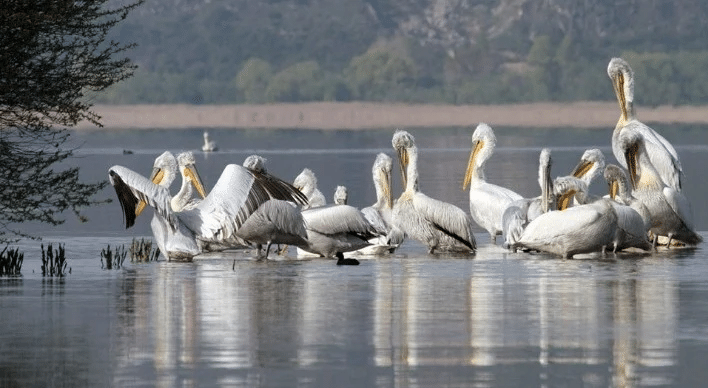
171, 168, 194, 211
635, 146, 664, 191
405, 146, 419, 193
615, 72, 636, 129
474, 140, 494, 182
373, 170, 386, 207
615, 175, 633, 204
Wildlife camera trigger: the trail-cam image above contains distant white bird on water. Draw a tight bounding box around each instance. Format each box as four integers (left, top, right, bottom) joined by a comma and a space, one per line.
391, 130, 476, 254
463, 123, 523, 243
617, 124, 701, 247
607, 57, 682, 191
293, 168, 326, 209
202, 131, 218, 152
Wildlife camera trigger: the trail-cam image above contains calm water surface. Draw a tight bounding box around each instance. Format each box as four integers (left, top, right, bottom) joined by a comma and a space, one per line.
2, 126, 708, 387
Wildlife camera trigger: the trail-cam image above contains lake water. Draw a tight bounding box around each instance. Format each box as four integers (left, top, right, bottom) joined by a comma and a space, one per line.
1, 125, 708, 387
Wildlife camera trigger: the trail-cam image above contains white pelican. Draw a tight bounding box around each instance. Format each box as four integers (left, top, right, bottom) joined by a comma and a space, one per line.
109, 156, 308, 261
298, 204, 378, 264
463, 123, 523, 243
603, 164, 652, 252
202, 131, 218, 152
515, 176, 618, 258
391, 130, 476, 253
356, 153, 405, 255
293, 168, 326, 209
333, 185, 348, 205
617, 125, 701, 247
607, 57, 683, 191
502, 148, 554, 250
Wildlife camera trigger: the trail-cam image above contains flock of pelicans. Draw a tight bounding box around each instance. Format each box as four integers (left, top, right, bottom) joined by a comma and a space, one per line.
108, 57, 702, 265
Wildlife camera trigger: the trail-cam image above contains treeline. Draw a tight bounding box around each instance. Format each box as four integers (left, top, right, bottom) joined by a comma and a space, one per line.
96, 37, 708, 106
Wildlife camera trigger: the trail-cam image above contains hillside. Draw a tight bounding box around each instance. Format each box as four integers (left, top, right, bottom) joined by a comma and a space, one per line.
101, 0, 708, 105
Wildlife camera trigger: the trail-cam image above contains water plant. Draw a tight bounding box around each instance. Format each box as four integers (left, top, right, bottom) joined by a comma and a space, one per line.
129, 238, 160, 262
41, 243, 69, 277
0, 246, 23, 276
101, 244, 127, 270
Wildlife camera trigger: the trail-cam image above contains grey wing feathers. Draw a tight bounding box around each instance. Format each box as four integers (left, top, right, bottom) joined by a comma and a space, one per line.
414, 193, 476, 250
303, 205, 376, 237
108, 165, 174, 229
252, 170, 309, 206
360, 206, 389, 235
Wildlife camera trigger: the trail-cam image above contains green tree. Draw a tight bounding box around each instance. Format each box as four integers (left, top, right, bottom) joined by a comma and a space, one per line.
236, 58, 274, 103
345, 43, 418, 100
0, 0, 143, 242
265, 61, 324, 102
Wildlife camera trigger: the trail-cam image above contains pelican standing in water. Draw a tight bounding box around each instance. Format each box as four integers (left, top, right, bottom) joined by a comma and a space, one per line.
603, 164, 652, 252
607, 57, 683, 191
293, 168, 326, 209
356, 153, 405, 255
463, 123, 523, 243
391, 130, 476, 254
109, 154, 307, 261
502, 148, 554, 250
515, 176, 618, 258
202, 131, 218, 152
618, 125, 701, 247
333, 185, 348, 205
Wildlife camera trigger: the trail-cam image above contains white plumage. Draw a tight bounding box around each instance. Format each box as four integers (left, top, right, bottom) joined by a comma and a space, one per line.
293, 168, 326, 209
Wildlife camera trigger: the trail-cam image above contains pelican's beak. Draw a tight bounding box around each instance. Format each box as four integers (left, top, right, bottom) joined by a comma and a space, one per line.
185, 165, 207, 198
557, 189, 576, 211
397, 148, 408, 188
624, 144, 638, 189
540, 159, 554, 213
608, 180, 619, 200
135, 167, 165, 216
463, 139, 483, 190
572, 160, 592, 179
612, 73, 628, 123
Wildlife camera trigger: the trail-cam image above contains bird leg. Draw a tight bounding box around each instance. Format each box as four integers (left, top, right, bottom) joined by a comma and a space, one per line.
264, 241, 272, 260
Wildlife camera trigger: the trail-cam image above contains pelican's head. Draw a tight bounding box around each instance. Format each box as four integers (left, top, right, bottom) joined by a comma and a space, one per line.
373, 153, 393, 208
135, 151, 178, 217
554, 176, 587, 211
604, 164, 628, 201
538, 148, 554, 212
293, 168, 317, 195
463, 123, 496, 190
607, 57, 635, 123
177, 151, 207, 199
571, 148, 606, 184
392, 129, 416, 187
617, 127, 644, 190
203, 131, 210, 139
333, 185, 348, 205
243, 155, 267, 173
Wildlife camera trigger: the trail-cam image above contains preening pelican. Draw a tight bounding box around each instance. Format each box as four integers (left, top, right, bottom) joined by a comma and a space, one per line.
607, 57, 683, 191
603, 164, 652, 252
109, 156, 308, 261
293, 168, 326, 209
237, 155, 309, 258
463, 123, 523, 243
391, 130, 476, 254
618, 125, 701, 246
333, 185, 348, 205
202, 131, 218, 152
515, 176, 618, 258
298, 204, 378, 261
502, 148, 554, 250
356, 153, 405, 255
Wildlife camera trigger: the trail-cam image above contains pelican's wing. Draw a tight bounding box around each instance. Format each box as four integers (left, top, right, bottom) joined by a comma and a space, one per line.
108, 166, 174, 229
610, 202, 649, 246
520, 205, 604, 246
253, 171, 309, 206
302, 205, 376, 237
181, 164, 272, 241
360, 206, 389, 235
414, 193, 476, 250
631, 121, 683, 190
470, 183, 522, 229
663, 187, 695, 230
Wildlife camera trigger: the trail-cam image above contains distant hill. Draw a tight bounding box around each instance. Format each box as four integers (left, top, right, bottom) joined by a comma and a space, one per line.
101, 0, 708, 105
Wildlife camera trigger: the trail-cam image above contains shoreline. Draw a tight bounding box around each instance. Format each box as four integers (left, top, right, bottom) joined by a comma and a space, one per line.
77, 102, 708, 130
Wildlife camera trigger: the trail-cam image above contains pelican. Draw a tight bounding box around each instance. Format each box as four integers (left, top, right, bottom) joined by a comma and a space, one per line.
603, 164, 652, 252
391, 130, 476, 254
463, 123, 523, 243
237, 155, 309, 259
293, 168, 326, 209
607, 57, 683, 191
109, 155, 308, 261
202, 131, 218, 152
618, 125, 701, 247
356, 153, 405, 255
502, 148, 554, 250
298, 204, 378, 263
333, 185, 348, 205
515, 176, 618, 258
